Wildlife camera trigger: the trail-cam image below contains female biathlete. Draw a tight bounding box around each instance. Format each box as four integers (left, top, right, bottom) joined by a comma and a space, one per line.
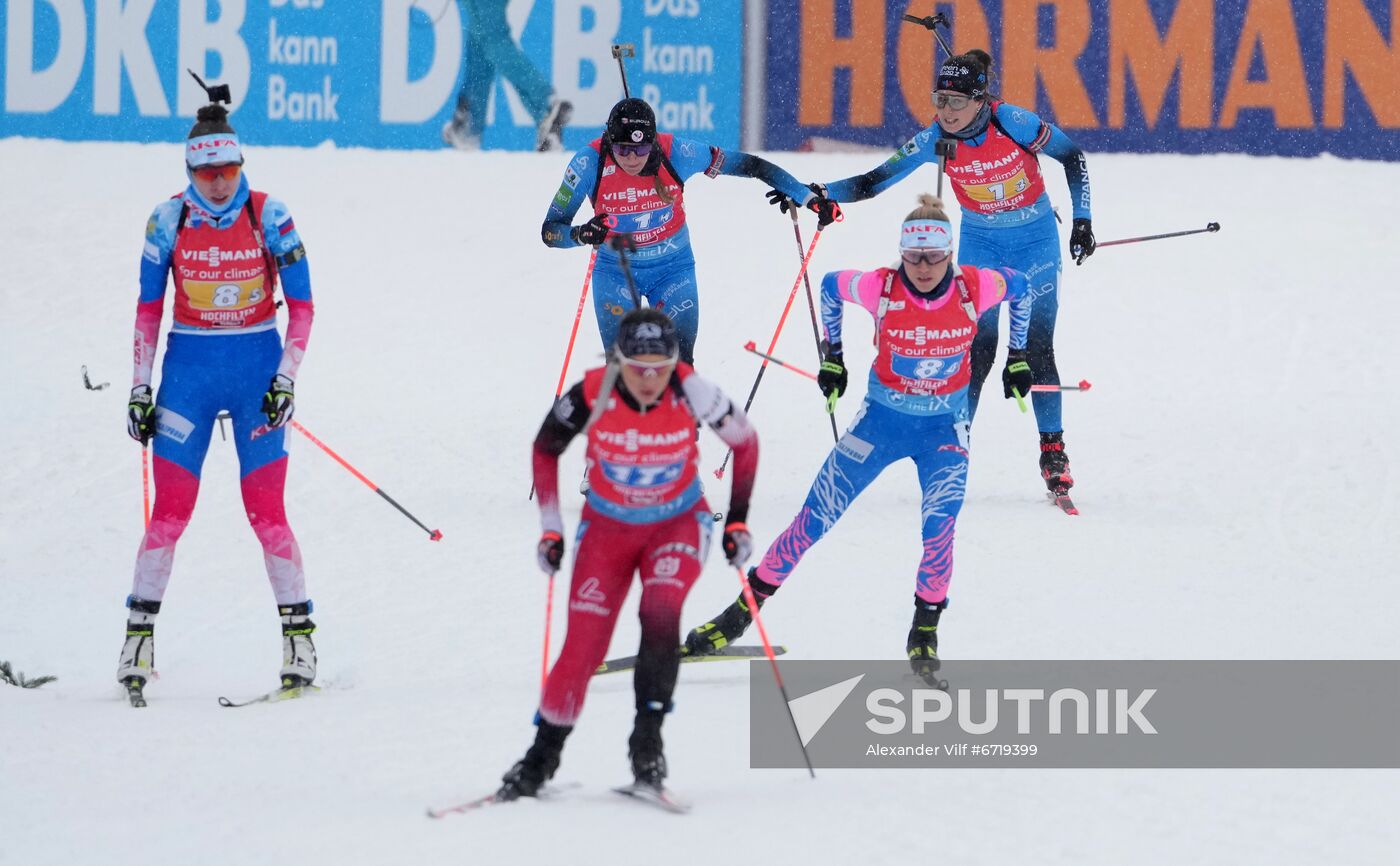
496, 309, 758, 799
118, 86, 317, 702
685, 197, 1029, 679
810, 50, 1094, 498
541, 98, 835, 364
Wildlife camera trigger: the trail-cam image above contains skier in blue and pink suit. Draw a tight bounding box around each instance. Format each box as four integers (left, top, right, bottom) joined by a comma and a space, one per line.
116, 91, 319, 699
685, 195, 1030, 680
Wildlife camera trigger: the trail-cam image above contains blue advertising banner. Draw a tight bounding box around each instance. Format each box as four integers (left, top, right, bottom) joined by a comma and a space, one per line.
764, 0, 1400, 160
0, 0, 742, 151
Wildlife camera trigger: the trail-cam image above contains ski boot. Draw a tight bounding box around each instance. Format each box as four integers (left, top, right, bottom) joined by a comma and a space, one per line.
1039, 431, 1074, 492
117, 596, 161, 704
497, 720, 572, 801
279, 601, 317, 689
628, 708, 667, 789
906, 596, 947, 686
682, 569, 773, 656
535, 97, 574, 152
441, 99, 480, 151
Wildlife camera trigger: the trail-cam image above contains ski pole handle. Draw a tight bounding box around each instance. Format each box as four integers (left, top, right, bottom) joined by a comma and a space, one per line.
1030, 379, 1093, 393
1096, 222, 1220, 249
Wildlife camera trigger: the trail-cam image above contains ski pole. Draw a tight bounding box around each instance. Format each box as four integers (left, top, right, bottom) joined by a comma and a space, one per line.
290, 420, 443, 541
934, 138, 957, 199
902, 11, 955, 58
1030, 379, 1092, 393
540, 573, 555, 695
735, 566, 815, 779
743, 341, 817, 380
788, 208, 839, 443
611, 44, 635, 97
1096, 222, 1220, 249
715, 226, 826, 479
530, 248, 599, 500
141, 444, 151, 529
611, 234, 641, 309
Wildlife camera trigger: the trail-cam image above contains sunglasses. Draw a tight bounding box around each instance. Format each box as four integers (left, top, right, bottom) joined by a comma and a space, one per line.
620, 355, 677, 377
901, 249, 953, 266
191, 163, 242, 182
614, 143, 653, 158
933, 93, 975, 110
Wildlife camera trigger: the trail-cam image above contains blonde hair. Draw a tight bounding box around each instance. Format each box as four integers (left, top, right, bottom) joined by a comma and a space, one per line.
905, 193, 949, 223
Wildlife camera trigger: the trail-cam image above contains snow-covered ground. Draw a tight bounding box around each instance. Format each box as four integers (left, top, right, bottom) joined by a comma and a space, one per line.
2, 138, 1397, 865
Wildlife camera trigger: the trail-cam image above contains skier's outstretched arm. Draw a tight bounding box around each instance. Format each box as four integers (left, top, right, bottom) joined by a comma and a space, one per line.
820, 131, 936, 203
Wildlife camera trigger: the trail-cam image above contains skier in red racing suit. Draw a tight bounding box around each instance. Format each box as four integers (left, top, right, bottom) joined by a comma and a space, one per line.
496, 308, 759, 800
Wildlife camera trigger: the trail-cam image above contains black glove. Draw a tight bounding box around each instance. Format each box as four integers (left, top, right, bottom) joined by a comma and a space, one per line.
818, 344, 847, 411
1070, 218, 1095, 265
805, 183, 842, 228
722, 522, 753, 567
537, 531, 564, 575
1002, 350, 1033, 400
261, 375, 295, 428
764, 189, 797, 213
127, 385, 155, 444
570, 214, 611, 246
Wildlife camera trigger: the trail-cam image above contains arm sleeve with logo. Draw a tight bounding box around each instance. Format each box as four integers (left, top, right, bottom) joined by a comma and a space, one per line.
681, 372, 758, 526
993, 103, 1092, 221
820, 128, 938, 203
133, 200, 181, 387
668, 137, 811, 204
820, 269, 888, 346
541, 146, 600, 249
970, 266, 1031, 351
532, 381, 591, 535
262, 196, 314, 381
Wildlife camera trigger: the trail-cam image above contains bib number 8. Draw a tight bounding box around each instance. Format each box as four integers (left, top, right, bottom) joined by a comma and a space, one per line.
914, 358, 944, 378
212, 284, 243, 307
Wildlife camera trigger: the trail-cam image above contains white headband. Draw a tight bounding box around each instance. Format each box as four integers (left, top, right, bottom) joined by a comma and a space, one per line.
186, 133, 243, 167
900, 219, 953, 252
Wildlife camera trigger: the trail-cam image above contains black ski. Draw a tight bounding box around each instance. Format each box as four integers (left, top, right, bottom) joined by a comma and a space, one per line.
595, 644, 786, 675
124, 678, 147, 708
426, 782, 579, 818
217, 682, 320, 708
613, 781, 691, 814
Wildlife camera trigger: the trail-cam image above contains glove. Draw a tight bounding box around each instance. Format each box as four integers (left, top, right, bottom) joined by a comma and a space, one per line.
1069, 218, 1096, 265
722, 522, 753, 567
570, 214, 611, 246
764, 189, 797, 213
805, 183, 842, 228
537, 531, 564, 575
1002, 349, 1033, 400
818, 344, 847, 412
127, 385, 155, 444
261, 374, 295, 428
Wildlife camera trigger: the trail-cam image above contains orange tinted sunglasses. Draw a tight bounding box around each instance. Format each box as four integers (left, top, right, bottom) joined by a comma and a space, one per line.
191, 163, 242, 182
